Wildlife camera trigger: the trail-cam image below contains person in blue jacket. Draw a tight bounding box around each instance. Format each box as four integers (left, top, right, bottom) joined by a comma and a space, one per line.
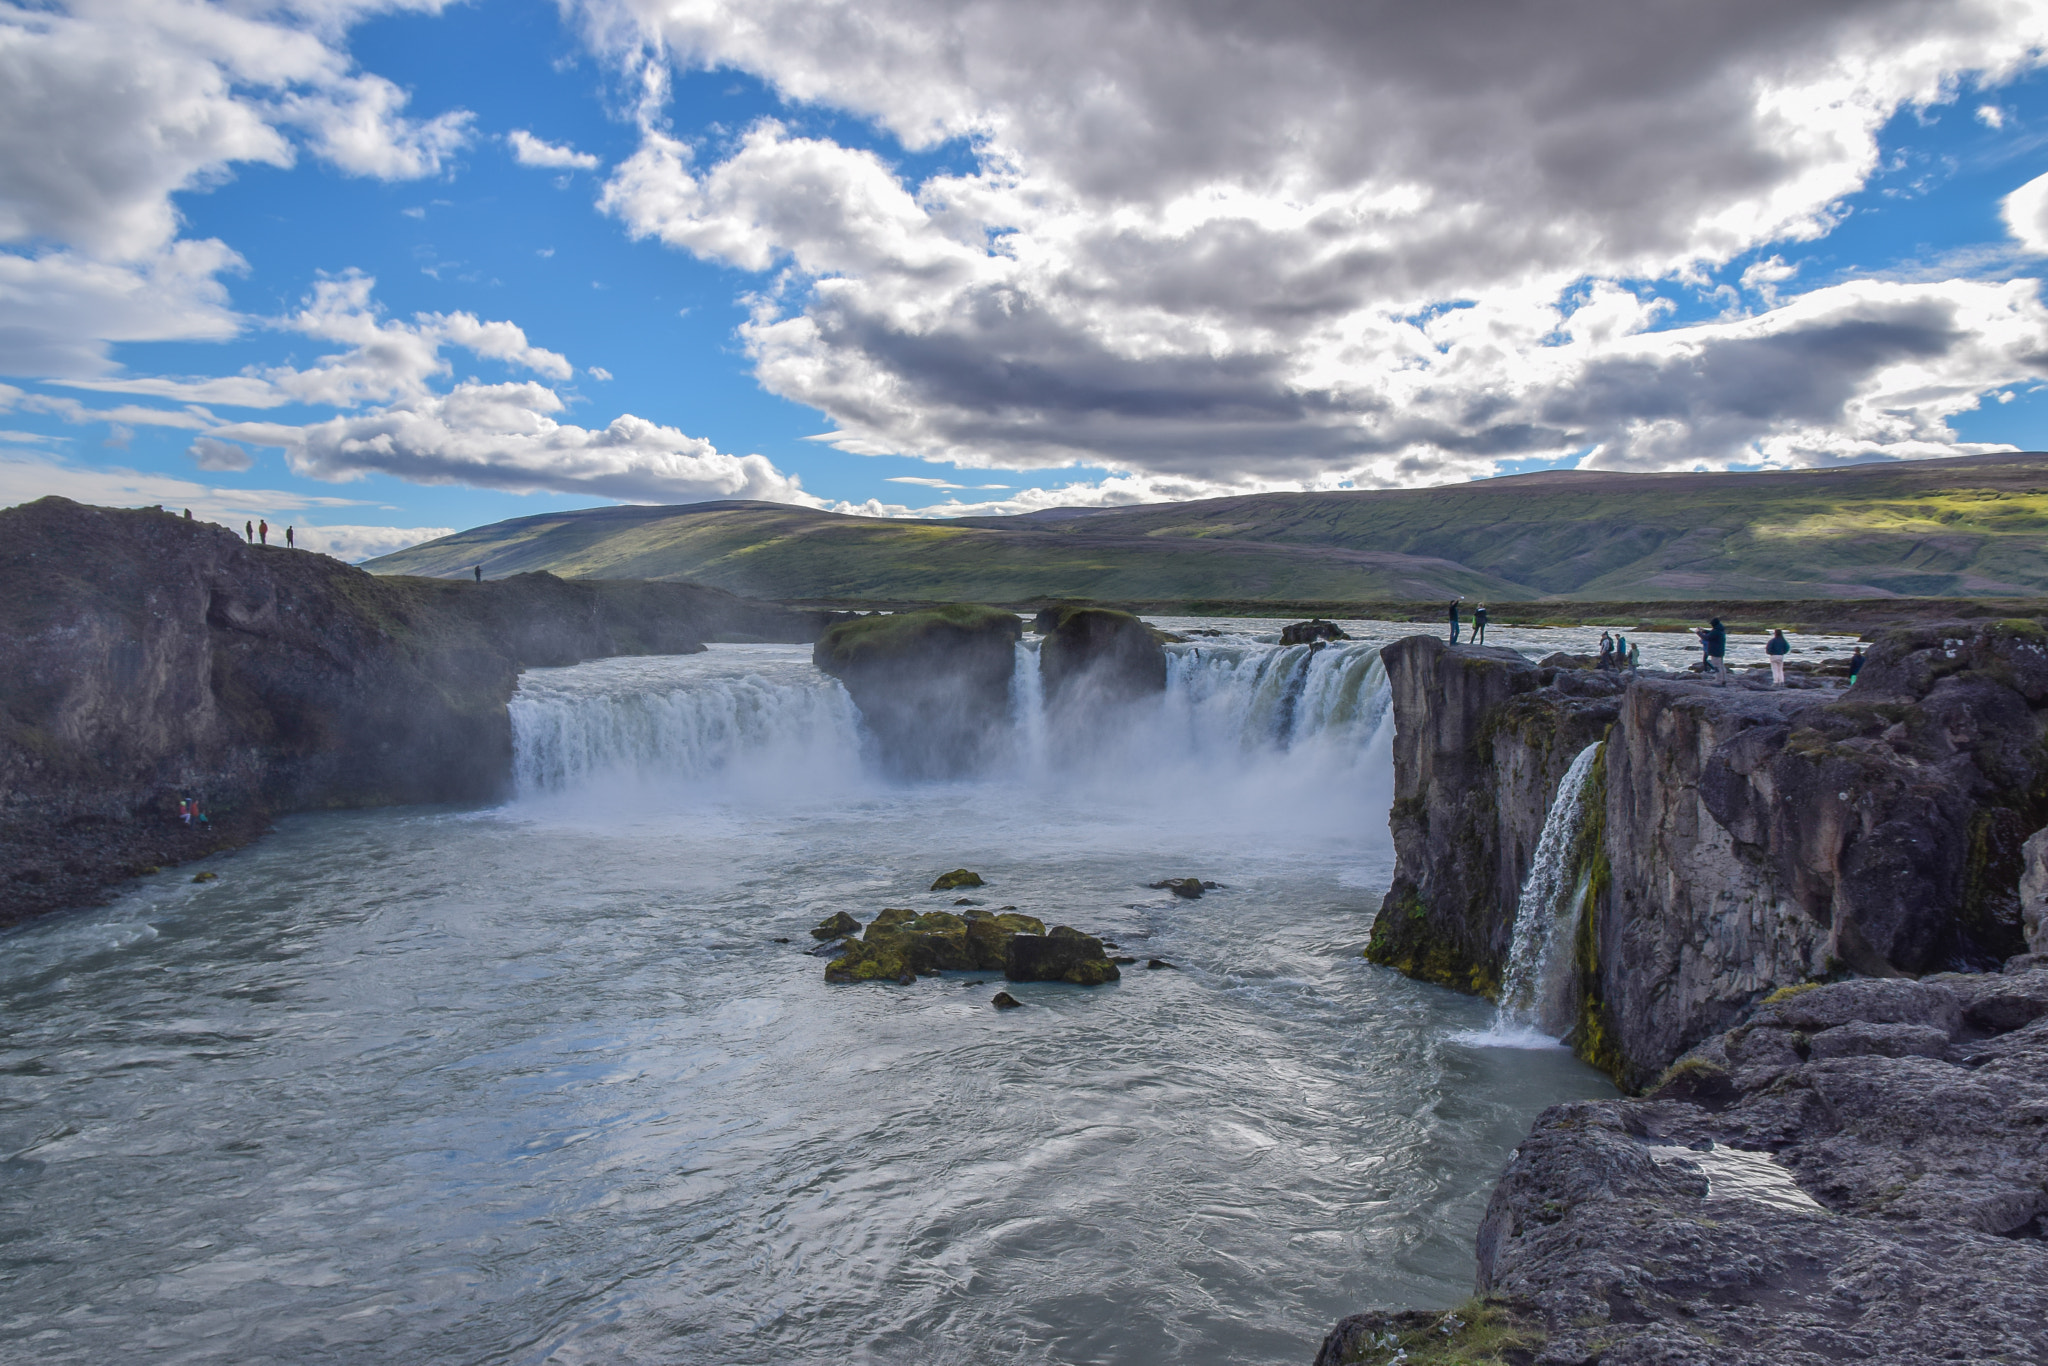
1448, 599, 1461, 644
1697, 618, 1728, 683
1766, 628, 1791, 686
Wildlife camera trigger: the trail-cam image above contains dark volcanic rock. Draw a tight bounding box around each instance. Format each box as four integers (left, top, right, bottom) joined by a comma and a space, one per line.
1279, 618, 1350, 645
813, 605, 1022, 778
1148, 877, 1219, 898
0, 497, 823, 926
1365, 636, 1618, 1001
1421, 964, 2048, 1366
1005, 925, 1121, 985
810, 911, 862, 941
1035, 606, 1167, 706
991, 991, 1024, 1009
1368, 620, 2048, 1088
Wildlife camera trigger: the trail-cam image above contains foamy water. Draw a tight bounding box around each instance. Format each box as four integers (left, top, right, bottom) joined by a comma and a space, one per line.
0, 637, 1617, 1365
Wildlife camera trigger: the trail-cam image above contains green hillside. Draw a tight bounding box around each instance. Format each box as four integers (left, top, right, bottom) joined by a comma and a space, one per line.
361, 501, 1529, 602
364, 451, 2048, 603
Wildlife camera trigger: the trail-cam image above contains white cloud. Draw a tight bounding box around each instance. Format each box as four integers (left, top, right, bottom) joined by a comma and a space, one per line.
291, 522, 455, 561
213, 379, 824, 505
1978, 103, 2007, 128
584, 0, 2048, 488
0, 0, 473, 383
508, 129, 601, 170
588, 365, 613, 380
189, 435, 252, 471
0, 448, 368, 521
2004, 171, 2048, 256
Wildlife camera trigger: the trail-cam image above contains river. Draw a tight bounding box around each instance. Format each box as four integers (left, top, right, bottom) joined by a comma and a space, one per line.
0, 621, 1694, 1365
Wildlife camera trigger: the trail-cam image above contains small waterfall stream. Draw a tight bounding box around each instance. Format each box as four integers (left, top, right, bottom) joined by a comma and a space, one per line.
1471, 740, 1604, 1046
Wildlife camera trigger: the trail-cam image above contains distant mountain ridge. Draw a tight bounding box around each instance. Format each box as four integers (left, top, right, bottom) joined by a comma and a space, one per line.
363, 451, 2048, 603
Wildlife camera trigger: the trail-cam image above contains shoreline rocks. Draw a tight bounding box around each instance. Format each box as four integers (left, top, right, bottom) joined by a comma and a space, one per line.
1317, 959, 2048, 1365
821, 906, 1122, 987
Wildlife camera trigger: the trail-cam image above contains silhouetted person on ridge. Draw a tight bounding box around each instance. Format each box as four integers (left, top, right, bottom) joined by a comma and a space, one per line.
285, 526, 294, 549
182, 508, 192, 520
258, 518, 268, 546
244, 520, 253, 543
1766, 628, 1791, 686
474, 564, 482, 583
1447, 600, 1461, 644
1473, 604, 1488, 643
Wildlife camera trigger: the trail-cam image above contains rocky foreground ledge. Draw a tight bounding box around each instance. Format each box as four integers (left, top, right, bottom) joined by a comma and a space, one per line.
0, 497, 825, 924
1318, 962, 2048, 1365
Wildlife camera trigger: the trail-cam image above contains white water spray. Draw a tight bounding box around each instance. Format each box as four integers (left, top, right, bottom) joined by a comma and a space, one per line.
1473, 740, 1604, 1046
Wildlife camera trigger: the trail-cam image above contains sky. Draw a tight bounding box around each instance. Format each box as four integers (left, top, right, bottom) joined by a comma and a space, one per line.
3, 0, 2048, 561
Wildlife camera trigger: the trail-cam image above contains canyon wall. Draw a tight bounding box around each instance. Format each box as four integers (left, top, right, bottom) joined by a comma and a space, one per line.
0, 497, 826, 924
1368, 622, 2048, 1088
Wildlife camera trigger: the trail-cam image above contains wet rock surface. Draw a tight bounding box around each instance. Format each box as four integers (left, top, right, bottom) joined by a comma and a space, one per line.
1279, 618, 1351, 645
1319, 964, 2048, 1365
813, 605, 1023, 779
1369, 619, 2048, 1088
1033, 605, 1168, 707
1005, 925, 1122, 986
823, 907, 1078, 984
1148, 877, 1219, 898
1, 497, 823, 926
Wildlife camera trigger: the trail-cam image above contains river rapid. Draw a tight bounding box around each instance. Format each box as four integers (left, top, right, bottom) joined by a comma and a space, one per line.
0, 621, 1645, 1365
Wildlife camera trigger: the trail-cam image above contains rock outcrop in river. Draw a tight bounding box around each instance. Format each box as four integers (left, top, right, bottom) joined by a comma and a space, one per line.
1368, 622, 2048, 1088
1317, 959, 2048, 1365
813, 605, 1023, 778
822, 907, 1121, 985
0, 497, 825, 925
1034, 606, 1168, 705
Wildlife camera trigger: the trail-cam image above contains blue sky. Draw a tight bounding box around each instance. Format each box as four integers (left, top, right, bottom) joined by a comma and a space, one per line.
3, 0, 2046, 559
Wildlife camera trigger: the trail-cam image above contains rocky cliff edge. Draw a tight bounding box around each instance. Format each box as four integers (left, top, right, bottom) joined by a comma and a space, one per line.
0, 497, 825, 925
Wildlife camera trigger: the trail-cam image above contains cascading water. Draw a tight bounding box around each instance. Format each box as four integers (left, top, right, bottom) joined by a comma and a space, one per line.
0, 623, 1622, 1366
1475, 740, 1604, 1045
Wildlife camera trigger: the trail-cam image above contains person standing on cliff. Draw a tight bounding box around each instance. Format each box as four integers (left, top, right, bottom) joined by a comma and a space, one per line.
1473, 604, 1488, 644
1848, 646, 1866, 685
285, 526, 294, 549
1599, 631, 1615, 668
1627, 639, 1641, 670
474, 564, 482, 583
1766, 629, 1791, 686
258, 518, 268, 546
1447, 600, 1461, 644
1702, 618, 1728, 683
244, 520, 253, 543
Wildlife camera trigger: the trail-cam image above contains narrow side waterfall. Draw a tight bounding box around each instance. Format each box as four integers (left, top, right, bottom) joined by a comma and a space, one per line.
1488, 741, 1604, 1043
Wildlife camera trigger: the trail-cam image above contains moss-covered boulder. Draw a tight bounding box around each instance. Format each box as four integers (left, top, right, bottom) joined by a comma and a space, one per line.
813, 605, 1023, 778
810, 911, 862, 940
930, 868, 984, 890
1006, 925, 1122, 985
825, 906, 1050, 983
1035, 606, 1167, 707
1279, 618, 1350, 645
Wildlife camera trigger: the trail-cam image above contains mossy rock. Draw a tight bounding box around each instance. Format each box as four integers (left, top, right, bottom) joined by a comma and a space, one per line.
1319, 1297, 1543, 1365
1006, 925, 1122, 985
824, 936, 912, 984
814, 604, 1022, 672
931, 868, 985, 891
191, 871, 218, 883
810, 911, 863, 940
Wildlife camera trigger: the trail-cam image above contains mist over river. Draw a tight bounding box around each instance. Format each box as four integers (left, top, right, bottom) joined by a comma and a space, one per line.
0, 623, 1637, 1365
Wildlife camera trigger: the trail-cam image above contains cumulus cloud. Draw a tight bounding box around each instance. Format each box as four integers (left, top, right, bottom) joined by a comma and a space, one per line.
0, 0, 472, 381
586, 0, 2048, 487
189, 435, 252, 471
509, 129, 601, 170
2005, 171, 2048, 256
215, 380, 824, 504
0, 447, 367, 520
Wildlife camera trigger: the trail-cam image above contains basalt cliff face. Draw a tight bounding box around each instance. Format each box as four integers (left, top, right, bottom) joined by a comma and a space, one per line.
0, 497, 825, 924
1367, 623, 2047, 1088
1329, 624, 2048, 1364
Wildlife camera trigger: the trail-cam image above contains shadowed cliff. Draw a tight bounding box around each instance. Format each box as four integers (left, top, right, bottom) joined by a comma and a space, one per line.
0, 497, 826, 925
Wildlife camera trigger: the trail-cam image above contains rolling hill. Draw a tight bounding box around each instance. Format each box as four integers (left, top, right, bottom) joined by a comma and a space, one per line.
364, 451, 2048, 604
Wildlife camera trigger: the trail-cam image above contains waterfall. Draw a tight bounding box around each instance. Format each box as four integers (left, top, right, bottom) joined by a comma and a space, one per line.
510, 651, 866, 796
1483, 741, 1604, 1044
506, 637, 1395, 833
